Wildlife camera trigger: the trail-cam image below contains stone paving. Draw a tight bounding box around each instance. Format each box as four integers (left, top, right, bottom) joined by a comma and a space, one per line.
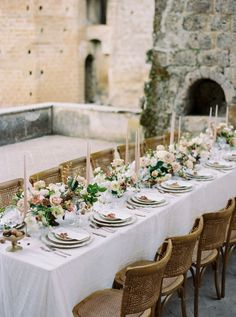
0, 135, 117, 183
163, 250, 236, 317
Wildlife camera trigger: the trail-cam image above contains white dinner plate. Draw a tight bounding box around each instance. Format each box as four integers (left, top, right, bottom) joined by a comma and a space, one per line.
206, 161, 233, 169
90, 214, 137, 227
161, 180, 192, 190
93, 212, 132, 224
41, 234, 93, 249
99, 210, 133, 221
133, 193, 165, 204
51, 227, 90, 242
47, 231, 91, 245
127, 198, 168, 208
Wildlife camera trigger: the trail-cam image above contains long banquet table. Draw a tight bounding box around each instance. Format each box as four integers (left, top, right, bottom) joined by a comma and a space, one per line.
0, 167, 236, 317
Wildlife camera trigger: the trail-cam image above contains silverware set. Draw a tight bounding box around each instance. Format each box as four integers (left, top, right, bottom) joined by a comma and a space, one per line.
40, 246, 71, 258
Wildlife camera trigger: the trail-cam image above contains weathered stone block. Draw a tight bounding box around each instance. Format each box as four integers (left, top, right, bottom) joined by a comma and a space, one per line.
171, 50, 197, 66
217, 33, 236, 49
171, 0, 185, 12
188, 32, 212, 49
186, 0, 213, 13
232, 16, 236, 33
197, 51, 217, 66
183, 15, 208, 31
210, 15, 231, 32
215, 0, 236, 14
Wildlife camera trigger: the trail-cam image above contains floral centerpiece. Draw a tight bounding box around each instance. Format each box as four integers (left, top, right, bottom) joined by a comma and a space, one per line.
216, 123, 236, 147
139, 145, 181, 186
178, 133, 212, 163
66, 176, 107, 213
93, 159, 135, 197
14, 181, 65, 226
169, 143, 196, 171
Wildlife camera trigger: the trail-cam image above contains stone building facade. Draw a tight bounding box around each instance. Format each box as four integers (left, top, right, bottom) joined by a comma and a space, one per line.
0, 0, 154, 109
143, 0, 236, 135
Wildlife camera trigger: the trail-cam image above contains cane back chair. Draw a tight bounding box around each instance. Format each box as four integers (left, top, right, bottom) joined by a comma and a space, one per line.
59, 156, 87, 183
72, 240, 172, 317
190, 199, 234, 317
90, 148, 115, 174
114, 217, 203, 317
29, 167, 62, 186
0, 178, 24, 208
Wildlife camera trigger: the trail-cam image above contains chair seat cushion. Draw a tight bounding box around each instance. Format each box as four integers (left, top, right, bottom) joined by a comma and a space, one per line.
114, 260, 154, 289
72, 289, 151, 317
162, 275, 184, 296
192, 243, 218, 266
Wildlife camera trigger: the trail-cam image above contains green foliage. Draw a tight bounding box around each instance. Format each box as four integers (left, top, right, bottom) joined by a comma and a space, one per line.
81, 183, 106, 205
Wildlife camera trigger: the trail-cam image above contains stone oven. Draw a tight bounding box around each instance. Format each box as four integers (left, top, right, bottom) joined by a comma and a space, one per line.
152, 0, 236, 131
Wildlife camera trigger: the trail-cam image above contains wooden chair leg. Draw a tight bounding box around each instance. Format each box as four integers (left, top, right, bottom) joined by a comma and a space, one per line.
194, 265, 200, 317
155, 295, 161, 317
221, 246, 229, 298
212, 254, 221, 299
180, 274, 187, 317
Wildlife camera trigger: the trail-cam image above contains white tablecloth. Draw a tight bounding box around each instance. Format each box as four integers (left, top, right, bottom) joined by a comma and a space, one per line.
0, 168, 235, 317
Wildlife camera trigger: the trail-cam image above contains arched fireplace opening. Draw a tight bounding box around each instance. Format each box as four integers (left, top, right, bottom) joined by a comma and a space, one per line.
186, 79, 226, 116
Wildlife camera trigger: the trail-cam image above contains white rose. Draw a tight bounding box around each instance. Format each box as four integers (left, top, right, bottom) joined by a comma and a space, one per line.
156, 145, 165, 151
34, 180, 46, 190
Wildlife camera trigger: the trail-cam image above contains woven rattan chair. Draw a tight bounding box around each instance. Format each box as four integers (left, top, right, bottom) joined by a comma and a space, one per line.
164, 131, 179, 145
90, 148, 115, 174
29, 167, 62, 186
221, 198, 236, 298
117, 143, 145, 163
59, 156, 87, 183
73, 239, 172, 317
190, 200, 234, 317
143, 135, 166, 153
114, 217, 203, 317
0, 178, 24, 208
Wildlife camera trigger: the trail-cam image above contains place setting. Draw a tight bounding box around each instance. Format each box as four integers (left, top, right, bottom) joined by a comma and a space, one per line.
204, 160, 234, 172
90, 209, 137, 228
41, 227, 93, 249
223, 153, 236, 162
126, 192, 168, 209
157, 180, 193, 194
184, 169, 215, 182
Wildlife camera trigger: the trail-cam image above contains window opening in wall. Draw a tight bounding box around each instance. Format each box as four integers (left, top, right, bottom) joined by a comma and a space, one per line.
186, 79, 226, 116
87, 0, 107, 25
85, 55, 95, 103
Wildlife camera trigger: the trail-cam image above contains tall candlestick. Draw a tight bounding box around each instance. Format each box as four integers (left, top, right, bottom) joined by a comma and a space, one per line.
23, 155, 28, 219
226, 106, 229, 127
208, 107, 212, 131
214, 105, 218, 141
134, 130, 138, 177
169, 111, 176, 145
125, 128, 129, 165
178, 116, 182, 144
86, 141, 91, 185
137, 128, 140, 172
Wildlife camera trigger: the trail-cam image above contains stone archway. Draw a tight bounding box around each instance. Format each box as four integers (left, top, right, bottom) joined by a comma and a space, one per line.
174, 68, 235, 115
186, 79, 226, 116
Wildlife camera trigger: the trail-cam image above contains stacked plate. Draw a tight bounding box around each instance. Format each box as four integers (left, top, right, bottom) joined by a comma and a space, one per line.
185, 170, 215, 181
90, 210, 136, 227
224, 153, 236, 162
41, 227, 93, 249
127, 193, 167, 208
205, 160, 234, 170
158, 180, 193, 193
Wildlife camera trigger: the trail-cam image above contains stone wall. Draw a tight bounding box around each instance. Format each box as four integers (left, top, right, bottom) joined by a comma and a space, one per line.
0, 103, 141, 145
0, 0, 154, 109
145, 0, 236, 133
